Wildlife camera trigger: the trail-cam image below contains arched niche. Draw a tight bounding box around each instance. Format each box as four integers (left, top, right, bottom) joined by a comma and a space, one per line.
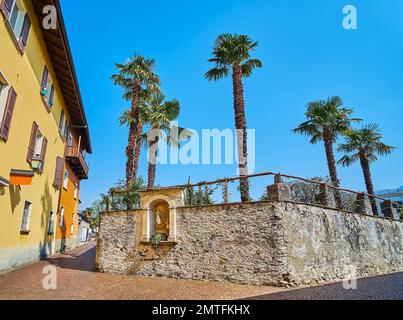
149, 199, 170, 240
140, 188, 185, 243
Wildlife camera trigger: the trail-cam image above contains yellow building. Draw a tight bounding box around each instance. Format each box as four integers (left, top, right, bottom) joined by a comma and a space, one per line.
0, 0, 91, 274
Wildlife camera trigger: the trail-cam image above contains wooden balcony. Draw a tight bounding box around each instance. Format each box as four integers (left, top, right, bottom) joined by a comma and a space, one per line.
66, 146, 89, 180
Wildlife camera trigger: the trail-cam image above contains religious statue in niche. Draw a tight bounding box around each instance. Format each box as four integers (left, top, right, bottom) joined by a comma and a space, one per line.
156, 208, 163, 225
153, 202, 169, 240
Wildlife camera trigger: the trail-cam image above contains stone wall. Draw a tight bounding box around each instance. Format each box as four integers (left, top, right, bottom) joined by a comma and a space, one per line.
96, 201, 403, 287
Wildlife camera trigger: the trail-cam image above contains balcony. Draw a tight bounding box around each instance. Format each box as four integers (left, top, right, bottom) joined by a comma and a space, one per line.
66, 146, 89, 180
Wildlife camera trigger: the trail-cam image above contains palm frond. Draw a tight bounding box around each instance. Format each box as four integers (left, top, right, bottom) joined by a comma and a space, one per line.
205, 67, 230, 81
338, 154, 358, 167
242, 59, 263, 78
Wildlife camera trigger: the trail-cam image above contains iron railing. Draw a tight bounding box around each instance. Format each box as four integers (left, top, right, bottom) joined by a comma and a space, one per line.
108, 171, 403, 220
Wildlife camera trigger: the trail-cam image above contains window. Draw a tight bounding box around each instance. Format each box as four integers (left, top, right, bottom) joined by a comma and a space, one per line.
0, 71, 17, 141
0, 82, 8, 127
71, 213, 75, 235
59, 110, 68, 140
63, 170, 68, 190
74, 183, 79, 200
48, 211, 54, 235
21, 201, 32, 232
68, 131, 73, 147
8, 1, 25, 39
40, 66, 54, 108
1, 0, 31, 52
27, 122, 47, 172
33, 130, 44, 158
59, 207, 65, 228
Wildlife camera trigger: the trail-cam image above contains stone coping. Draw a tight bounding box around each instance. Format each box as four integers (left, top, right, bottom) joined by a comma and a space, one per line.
100, 200, 403, 223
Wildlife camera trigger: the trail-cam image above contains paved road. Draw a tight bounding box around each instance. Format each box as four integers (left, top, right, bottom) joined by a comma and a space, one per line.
245, 273, 403, 300
0, 242, 401, 300
0, 242, 283, 300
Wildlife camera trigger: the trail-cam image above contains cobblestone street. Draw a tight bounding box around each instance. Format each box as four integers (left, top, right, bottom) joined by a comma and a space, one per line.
246, 272, 403, 300
0, 242, 402, 300
0, 242, 284, 300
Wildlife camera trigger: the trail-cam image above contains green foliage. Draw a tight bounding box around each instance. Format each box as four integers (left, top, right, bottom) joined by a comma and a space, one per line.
184, 178, 216, 206
81, 207, 100, 230
109, 178, 146, 210
218, 180, 235, 204
292, 96, 361, 144
205, 33, 262, 81
338, 124, 396, 167
111, 54, 160, 99
94, 178, 146, 212
150, 234, 164, 249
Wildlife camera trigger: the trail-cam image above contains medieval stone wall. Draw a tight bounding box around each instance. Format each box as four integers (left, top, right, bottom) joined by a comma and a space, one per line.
96, 201, 403, 287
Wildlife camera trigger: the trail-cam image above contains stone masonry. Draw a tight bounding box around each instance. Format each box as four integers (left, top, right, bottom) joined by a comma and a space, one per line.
96, 193, 403, 287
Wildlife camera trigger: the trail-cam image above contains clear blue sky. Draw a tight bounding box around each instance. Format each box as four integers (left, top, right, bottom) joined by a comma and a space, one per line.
59, 0, 403, 208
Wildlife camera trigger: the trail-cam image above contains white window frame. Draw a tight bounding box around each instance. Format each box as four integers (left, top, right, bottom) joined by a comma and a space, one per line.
73, 183, 79, 200
59, 207, 65, 228
33, 129, 44, 159
68, 131, 73, 147
21, 200, 32, 232
71, 213, 75, 235
0, 70, 10, 129
63, 170, 68, 190
59, 110, 68, 140
48, 211, 54, 234
8, 0, 25, 40
41, 75, 54, 107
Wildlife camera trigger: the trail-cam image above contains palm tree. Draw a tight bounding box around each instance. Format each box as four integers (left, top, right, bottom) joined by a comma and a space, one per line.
205, 33, 262, 202
338, 124, 396, 215
111, 55, 160, 187
137, 92, 188, 189
292, 96, 361, 195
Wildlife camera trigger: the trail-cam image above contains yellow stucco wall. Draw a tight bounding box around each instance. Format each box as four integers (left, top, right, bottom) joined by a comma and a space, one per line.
0, 0, 72, 273
55, 161, 80, 252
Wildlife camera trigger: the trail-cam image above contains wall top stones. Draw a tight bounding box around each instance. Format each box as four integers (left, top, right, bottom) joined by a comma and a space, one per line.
139, 187, 185, 209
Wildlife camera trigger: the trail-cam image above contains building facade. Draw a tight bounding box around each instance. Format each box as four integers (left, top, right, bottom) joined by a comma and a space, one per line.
0, 0, 91, 274
56, 126, 90, 252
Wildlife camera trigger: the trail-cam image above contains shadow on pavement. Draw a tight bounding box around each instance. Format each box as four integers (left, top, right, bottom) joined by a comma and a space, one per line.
243, 272, 403, 300
45, 246, 96, 272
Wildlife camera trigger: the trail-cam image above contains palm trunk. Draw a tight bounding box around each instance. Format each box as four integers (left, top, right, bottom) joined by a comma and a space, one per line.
323, 128, 341, 207
133, 122, 143, 180
126, 123, 136, 187
126, 80, 141, 187
359, 151, 378, 216
147, 136, 159, 189
232, 64, 250, 202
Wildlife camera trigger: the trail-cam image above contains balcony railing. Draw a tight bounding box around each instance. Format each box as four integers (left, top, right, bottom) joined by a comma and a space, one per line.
66, 146, 89, 180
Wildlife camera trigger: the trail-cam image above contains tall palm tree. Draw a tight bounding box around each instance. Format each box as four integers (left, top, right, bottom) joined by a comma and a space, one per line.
136, 92, 188, 189
338, 124, 396, 215
205, 33, 262, 202
111, 55, 160, 187
292, 96, 361, 193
